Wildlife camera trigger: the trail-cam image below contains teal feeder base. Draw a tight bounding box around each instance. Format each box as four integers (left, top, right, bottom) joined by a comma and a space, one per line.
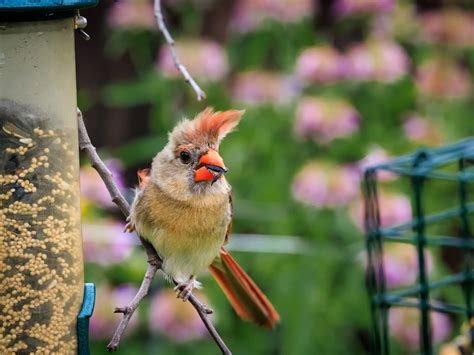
77, 283, 96, 355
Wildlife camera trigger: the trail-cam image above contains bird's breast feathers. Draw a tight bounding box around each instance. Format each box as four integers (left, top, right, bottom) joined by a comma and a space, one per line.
131, 182, 231, 282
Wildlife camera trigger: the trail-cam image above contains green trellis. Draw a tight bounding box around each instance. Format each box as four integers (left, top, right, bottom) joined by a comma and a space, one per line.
364, 138, 474, 354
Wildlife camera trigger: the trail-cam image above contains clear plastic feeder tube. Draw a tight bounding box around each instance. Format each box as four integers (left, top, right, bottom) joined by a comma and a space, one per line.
0, 17, 84, 353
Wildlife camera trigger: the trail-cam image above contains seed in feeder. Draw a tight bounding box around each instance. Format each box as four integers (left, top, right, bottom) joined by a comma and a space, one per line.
1, 116, 83, 353
19, 138, 32, 144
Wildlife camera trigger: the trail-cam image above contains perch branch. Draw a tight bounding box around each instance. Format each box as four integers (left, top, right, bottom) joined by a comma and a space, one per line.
77, 109, 231, 355
108, 261, 159, 352
154, 0, 206, 101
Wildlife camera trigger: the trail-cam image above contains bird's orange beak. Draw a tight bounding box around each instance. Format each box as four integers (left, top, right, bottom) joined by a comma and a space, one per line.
194, 149, 228, 184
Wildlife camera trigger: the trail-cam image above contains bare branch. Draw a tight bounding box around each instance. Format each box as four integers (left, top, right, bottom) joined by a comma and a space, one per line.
107, 262, 158, 352
154, 0, 206, 101
77, 109, 231, 354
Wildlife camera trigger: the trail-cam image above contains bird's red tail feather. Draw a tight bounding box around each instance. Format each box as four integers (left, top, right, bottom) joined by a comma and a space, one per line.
209, 248, 279, 329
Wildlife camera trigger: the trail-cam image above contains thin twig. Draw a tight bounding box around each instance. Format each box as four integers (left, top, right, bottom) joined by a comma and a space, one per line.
77, 109, 231, 354
154, 0, 206, 101
108, 261, 159, 352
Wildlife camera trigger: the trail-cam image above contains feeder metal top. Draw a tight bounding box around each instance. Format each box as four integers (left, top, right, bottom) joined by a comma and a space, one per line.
0, 0, 98, 12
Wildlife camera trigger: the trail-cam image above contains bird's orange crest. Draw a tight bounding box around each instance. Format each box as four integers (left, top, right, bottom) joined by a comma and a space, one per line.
189, 107, 245, 145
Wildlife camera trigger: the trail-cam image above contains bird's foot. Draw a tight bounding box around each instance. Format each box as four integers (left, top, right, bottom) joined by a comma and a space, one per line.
124, 216, 135, 233
174, 277, 196, 301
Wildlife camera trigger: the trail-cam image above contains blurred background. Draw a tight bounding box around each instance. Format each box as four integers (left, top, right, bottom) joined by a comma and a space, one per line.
77, 0, 474, 354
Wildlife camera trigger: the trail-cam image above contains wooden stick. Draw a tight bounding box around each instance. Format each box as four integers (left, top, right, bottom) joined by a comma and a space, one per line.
154, 0, 206, 101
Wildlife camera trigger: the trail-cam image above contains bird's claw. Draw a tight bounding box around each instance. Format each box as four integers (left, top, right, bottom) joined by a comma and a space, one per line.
124, 217, 135, 233
174, 278, 195, 301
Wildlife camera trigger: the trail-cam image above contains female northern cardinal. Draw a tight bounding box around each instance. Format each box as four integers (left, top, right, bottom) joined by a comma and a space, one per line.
127, 108, 279, 329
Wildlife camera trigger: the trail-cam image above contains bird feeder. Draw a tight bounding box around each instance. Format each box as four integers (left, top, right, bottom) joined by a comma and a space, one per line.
0, 1, 97, 353
364, 139, 474, 354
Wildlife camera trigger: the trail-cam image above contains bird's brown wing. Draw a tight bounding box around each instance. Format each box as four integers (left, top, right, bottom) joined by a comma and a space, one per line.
223, 193, 232, 246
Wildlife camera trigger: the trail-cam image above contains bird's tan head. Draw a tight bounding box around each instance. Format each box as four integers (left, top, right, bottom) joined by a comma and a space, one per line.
151, 107, 244, 199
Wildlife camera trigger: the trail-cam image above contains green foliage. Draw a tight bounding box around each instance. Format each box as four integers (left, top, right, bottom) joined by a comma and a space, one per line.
81, 2, 474, 354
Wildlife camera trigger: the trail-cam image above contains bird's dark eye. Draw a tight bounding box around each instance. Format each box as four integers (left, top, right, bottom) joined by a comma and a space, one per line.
179, 150, 191, 164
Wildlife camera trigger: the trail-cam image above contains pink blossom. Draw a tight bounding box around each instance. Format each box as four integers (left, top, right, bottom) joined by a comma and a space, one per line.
333, 0, 394, 17
230, 0, 315, 33
80, 159, 125, 209
292, 161, 360, 208
149, 289, 209, 342
389, 306, 451, 350
350, 191, 412, 231
90, 284, 139, 339
371, 3, 419, 41
82, 220, 135, 265
295, 46, 345, 84
294, 97, 359, 144
416, 57, 472, 99
378, 244, 433, 288
157, 39, 229, 81
420, 10, 474, 48
403, 114, 443, 146
107, 0, 155, 30
357, 146, 394, 181
232, 71, 300, 105
343, 38, 409, 83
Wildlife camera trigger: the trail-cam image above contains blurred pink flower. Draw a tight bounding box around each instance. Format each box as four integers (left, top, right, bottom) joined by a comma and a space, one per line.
107, 0, 155, 30
343, 38, 409, 83
357, 146, 394, 181
333, 0, 394, 17
230, 0, 315, 33
294, 97, 359, 144
375, 244, 433, 288
149, 289, 209, 342
389, 306, 451, 350
82, 220, 135, 265
80, 159, 125, 209
350, 191, 412, 231
420, 10, 474, 48
157, 39, 229, 81
292, 161, 360, 208
232, 71, 299, 105
295, 46, 344, 84
416, 57, 472, 99
90, 284, 139, 339
371, 3, 419, 41
403, 114, 443, 146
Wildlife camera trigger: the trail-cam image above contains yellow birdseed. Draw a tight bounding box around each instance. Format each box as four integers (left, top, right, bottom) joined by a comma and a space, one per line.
1, 122, 84, 353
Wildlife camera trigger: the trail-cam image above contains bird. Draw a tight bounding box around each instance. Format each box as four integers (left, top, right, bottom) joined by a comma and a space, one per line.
126, 107, 279, 329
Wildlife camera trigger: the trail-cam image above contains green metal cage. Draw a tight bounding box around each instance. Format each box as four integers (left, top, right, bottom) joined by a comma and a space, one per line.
364, 138, 474, 354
